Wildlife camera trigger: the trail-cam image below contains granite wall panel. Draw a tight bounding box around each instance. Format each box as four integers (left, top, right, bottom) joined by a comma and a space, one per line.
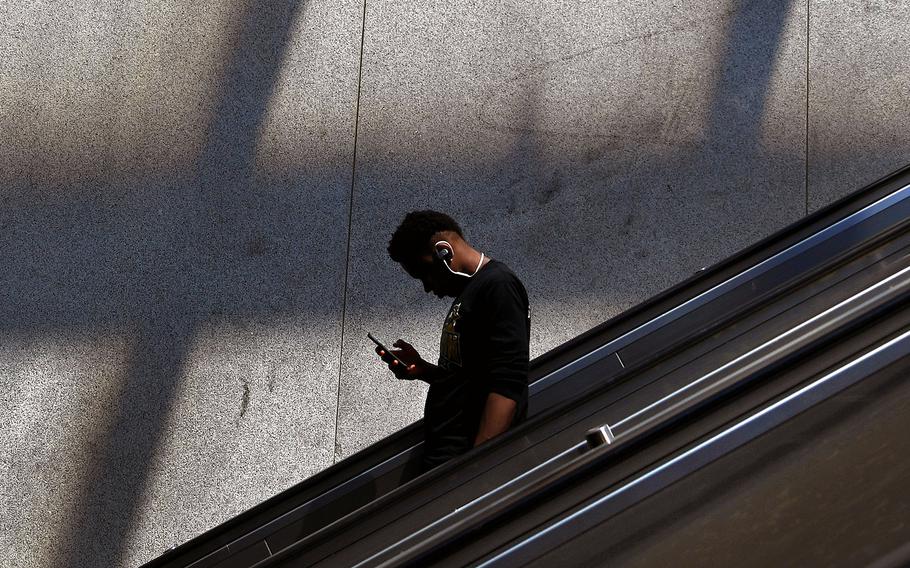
808, 0, 910, 211
10, 0, 909, 563
0, 0, 363, 565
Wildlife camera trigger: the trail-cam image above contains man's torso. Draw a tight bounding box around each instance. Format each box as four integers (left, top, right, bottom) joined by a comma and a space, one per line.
423, 259, 531, 468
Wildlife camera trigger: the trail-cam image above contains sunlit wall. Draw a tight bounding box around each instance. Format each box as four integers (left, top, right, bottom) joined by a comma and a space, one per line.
1, 0, 908, 565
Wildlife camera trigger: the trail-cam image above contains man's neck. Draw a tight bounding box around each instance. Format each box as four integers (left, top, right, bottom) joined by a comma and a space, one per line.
453, 248, 488, 275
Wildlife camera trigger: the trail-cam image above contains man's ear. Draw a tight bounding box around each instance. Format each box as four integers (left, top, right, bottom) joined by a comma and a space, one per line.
434, 241, 453, 262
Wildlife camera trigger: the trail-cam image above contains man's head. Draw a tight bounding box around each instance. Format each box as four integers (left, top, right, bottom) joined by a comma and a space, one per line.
388, 210, 470, 298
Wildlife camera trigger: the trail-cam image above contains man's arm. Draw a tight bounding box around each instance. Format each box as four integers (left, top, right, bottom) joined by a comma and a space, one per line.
376, 339, 448, 384
473, 392, 517, 447
474, 275, 530, 446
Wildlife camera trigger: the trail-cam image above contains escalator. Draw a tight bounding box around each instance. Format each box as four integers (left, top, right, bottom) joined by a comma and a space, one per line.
494, 328, 910, 568
332, 278, 910, 567
147, 165, 910, 568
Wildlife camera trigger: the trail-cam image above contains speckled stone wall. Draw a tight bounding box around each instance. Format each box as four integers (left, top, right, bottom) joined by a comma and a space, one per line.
808, 0, 910, 210
0, 1, 363, 566
1, 0, 908, 566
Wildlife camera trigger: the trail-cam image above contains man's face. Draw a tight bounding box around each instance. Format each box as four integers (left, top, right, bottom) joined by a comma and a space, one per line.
403, 254, 458, 298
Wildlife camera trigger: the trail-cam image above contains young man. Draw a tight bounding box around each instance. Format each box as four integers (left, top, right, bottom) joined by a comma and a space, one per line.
376, 210, 531, 472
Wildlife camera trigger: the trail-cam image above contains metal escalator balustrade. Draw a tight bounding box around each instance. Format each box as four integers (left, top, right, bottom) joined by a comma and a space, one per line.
336, 264, 910, 568
148, 166, 910, 568
249, 184, 910, 567
214, 180, 910, 568
479, 326, 910, 567
244, 210, 906, 564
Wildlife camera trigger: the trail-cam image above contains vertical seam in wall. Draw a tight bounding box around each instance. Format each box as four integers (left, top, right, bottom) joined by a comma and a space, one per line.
805, 0, 810, 216
333, 0, 369, 465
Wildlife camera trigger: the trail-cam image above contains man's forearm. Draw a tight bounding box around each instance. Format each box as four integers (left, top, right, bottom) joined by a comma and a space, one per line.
474, 393, 517, 446
418, 362, 449, 384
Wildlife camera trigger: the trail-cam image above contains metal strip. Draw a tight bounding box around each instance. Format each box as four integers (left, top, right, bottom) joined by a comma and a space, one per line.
611, 263, 910, 436
227, 445, 421, 552
480, 328, 910, 567
351, 443, 588, 568
530, 182, 910, 395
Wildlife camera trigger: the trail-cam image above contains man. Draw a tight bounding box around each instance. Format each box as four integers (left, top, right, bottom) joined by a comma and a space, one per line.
376, 210, 531, 472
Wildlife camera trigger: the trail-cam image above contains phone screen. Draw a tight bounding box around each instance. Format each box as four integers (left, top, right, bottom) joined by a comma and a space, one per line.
368, 333, 408, 368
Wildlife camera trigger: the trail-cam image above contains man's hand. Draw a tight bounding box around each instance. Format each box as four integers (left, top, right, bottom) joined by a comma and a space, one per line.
375, 339, 436, 382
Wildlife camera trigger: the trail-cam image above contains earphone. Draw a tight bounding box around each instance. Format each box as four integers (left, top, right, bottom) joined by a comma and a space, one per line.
435, 240, 485, 277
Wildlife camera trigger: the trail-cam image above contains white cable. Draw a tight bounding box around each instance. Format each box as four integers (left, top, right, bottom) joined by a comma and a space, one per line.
436, 240, 486, 277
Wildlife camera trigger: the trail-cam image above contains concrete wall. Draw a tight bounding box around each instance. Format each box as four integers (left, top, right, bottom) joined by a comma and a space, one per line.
0, 0, 907, 566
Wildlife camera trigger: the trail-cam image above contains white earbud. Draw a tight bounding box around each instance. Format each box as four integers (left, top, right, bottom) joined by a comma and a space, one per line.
435, 240, 485, 277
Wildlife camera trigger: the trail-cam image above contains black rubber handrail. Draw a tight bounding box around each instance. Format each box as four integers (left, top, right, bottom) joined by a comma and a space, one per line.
146, 164, 910, 568
218, 175, 910, 568
336, 267, 910, 568
477, 326, 910, 568
258, 241, 910, 567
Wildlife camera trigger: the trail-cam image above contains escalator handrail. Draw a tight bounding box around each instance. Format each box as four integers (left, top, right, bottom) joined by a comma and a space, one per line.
344, 268, 910, 568
478, 326, 910, 567
221, 176, 910, 565
146, 165, 910, 568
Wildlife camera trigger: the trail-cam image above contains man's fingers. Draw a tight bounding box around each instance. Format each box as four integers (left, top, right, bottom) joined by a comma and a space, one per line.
372, 342, 417, 378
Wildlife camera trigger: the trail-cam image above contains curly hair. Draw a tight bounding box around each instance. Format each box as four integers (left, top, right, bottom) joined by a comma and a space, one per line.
388, 210, 464, 266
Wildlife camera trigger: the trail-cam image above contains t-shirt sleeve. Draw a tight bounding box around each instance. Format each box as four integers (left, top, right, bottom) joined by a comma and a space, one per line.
480, 275, 530, 403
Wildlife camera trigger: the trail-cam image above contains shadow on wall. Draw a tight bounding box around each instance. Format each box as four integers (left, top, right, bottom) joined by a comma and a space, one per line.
469, 0, 799, 327
0, 0, 797, 566
0, 1, 322, 566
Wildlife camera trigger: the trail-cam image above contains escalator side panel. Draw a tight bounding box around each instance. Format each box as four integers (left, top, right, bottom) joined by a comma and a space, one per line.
148, 170, 910, 568
527, 354, 910, 568
295, 250, 910, 567
452, 317, 910, 568
618, 197, 910, 368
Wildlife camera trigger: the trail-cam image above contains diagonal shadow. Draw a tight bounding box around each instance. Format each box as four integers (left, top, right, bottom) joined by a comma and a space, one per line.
0, 0, 802, 564
53, 1, 309, 566
497, 0, 800, 300
705, 0, 796, 156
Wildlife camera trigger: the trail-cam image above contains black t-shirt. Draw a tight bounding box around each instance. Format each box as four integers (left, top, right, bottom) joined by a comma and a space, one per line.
422, 259, 531, 470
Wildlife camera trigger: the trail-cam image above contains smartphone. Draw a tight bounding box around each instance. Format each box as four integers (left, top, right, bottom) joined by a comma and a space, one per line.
368, 333, 409, 368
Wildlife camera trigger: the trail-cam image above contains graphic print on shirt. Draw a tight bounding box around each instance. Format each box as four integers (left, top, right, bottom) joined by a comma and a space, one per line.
440, 301, 463, 370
